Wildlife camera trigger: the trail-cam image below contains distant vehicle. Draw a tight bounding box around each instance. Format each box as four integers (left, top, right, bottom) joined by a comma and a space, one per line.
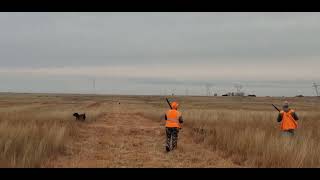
248, 94, 256, 97
222, 94, 229, 96
296, 95, 304, 97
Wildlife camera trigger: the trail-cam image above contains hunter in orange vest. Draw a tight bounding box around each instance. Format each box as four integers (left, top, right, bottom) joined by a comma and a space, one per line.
164, 101, 183, 152
277, 101, 299, 137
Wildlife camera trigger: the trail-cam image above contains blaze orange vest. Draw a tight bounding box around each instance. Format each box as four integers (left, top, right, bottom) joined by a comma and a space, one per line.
165, 109, 181, 128
280, 109, 298, 131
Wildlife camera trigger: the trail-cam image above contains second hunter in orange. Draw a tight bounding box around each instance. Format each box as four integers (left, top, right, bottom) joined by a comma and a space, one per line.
277, 101, 299, 137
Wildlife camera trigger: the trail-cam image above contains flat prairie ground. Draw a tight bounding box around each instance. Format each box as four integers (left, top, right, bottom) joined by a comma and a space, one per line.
0, 93, 319, 167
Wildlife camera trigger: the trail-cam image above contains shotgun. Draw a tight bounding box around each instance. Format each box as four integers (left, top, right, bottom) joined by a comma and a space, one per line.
166, 97, 172, 109
272, 104, 280, 112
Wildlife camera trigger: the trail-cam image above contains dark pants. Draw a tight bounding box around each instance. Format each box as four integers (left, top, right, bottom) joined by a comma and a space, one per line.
282, 129, 295, 137
166, 127, 179, 150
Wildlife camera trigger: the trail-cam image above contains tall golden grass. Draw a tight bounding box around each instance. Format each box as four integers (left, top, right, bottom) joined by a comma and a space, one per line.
0, 109, 73, 167
184, 110, 320, 167
0, 94, 319, 168
141, 96, 320, 168
0, 94, 106, 167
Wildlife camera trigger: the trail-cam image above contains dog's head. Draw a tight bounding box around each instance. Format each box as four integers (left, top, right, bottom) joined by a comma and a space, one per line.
73, 113, 79, 117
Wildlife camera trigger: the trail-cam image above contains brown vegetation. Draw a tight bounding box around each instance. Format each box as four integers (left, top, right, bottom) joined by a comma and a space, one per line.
0, 93, 319, 167
140, 96, 320, 167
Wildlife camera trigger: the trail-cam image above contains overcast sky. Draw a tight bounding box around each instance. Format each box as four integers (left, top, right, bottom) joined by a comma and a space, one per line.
0, 12, 319, 96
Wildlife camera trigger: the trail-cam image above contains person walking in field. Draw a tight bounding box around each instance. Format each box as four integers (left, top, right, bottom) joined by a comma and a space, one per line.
164, 101, 183, 152
277, 101, 299, 137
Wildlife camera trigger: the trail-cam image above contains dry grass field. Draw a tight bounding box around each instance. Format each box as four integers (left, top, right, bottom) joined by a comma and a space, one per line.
0, 93, 319, 167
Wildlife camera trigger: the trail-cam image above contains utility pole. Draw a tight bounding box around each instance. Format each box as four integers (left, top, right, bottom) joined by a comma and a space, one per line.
205, 84, 213, 96
206, 84, 210, 96
93, 78, 96, 94
234, 83, 244, 96
171, 88, 176, 96
234, 84, 243, 93
312, 82, 319, 96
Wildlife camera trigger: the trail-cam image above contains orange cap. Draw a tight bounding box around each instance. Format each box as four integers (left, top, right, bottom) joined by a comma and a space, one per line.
171, 102, 179, 109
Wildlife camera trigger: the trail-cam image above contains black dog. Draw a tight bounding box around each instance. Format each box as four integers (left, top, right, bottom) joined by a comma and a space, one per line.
73, 113, 86, 121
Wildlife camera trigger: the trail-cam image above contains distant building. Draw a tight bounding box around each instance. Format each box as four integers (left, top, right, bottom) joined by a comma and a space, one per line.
222, 92, 245, 97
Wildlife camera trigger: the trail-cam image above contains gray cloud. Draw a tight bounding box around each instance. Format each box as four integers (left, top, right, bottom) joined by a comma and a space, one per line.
0, 12, 319, 96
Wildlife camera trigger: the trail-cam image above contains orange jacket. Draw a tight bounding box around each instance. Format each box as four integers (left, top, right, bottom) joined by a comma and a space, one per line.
165, 109, 182, 128
280, 109, 298, 131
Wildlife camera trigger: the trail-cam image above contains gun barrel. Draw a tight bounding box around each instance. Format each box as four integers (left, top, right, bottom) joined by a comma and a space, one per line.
166, 98, 172, 109
272, 104, 280, 112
